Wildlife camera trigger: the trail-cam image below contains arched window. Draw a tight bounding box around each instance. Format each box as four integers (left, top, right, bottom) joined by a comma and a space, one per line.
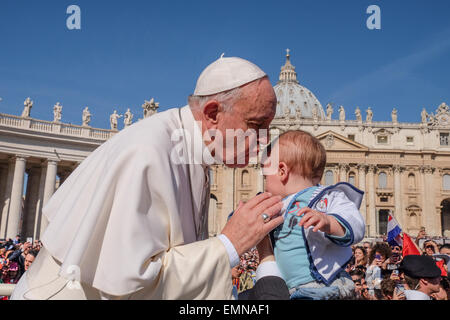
443, 174, 450, 191
378, 172, 387, 189
241, 170, 250, 187
378, 209, 389, 235
348, 172, 356, 186
408, 173, 416, 189
325, 170, 334, 186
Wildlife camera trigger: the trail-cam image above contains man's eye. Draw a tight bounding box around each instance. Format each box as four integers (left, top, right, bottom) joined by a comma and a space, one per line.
248, 122, 263, 128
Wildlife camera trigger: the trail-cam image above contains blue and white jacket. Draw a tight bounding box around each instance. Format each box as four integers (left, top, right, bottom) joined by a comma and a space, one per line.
271, 182, 366, 286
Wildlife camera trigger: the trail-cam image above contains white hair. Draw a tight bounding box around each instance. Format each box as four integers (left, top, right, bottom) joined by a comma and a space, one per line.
188, 76, 267, 112
188, 86, 242, 112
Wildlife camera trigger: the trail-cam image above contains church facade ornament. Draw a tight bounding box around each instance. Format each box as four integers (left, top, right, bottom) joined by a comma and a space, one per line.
142, 98, 159, 118
427, 102, 450, 127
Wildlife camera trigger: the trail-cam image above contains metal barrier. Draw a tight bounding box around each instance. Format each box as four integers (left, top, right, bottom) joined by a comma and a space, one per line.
0, 284, 16, 297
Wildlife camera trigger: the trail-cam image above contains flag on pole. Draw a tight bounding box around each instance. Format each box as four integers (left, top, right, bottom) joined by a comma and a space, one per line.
387, 214, 403, 247
402, 232, 421, 256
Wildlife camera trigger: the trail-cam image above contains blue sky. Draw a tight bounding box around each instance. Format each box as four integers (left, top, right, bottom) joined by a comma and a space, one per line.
0, 0, 449, 129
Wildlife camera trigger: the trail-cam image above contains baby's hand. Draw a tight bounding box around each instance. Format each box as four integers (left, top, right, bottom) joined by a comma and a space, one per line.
296, 207, 331, 234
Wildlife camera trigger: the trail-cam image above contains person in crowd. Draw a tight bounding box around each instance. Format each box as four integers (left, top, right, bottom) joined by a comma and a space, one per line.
231, 265, 241, 299
423, 240, 439, 256
363, 241, 372, 257
380, 278, 405, 300
7, 241, 32, 277
237, 248, 259, 294
0, 246, 7, 265
1, 262, 21, 285
24, 250, 38, 272
259, 130, 365, 300
440, 244, 450, 256
415, 227, 427, 248
430, 277, 449, 300
13, 235, 20, 245
353, 246, 368, 270
398, 255, 442, 300
385, 244, 403, 273
349, 269, 367, 299
365, 242, 391, 298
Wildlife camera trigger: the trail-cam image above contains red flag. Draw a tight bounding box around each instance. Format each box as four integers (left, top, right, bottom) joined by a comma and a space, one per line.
436, 259, 448, 277
402, 233, 421, 256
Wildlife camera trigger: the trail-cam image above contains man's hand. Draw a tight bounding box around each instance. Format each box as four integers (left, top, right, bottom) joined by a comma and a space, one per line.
221, 192, 283, 257
392, 288, 406, 300
431, 288, 447, 300
296, 207, 345, 237
417, 229, 426, 240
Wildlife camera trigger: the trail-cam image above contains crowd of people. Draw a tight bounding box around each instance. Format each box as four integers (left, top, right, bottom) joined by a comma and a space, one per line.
347, 240, 449, 300
2, 232, 449, 300
232, 233, 450, 300
0, 236, 41, 300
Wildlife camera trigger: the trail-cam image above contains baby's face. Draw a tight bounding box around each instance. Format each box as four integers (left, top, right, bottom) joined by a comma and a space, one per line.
262, 149, 285, 197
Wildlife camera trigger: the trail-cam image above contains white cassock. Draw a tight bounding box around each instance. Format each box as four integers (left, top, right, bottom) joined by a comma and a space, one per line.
11, 105, 233, 300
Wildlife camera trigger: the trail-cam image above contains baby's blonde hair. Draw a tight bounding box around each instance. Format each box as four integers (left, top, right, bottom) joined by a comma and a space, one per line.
276, 130, 327, 181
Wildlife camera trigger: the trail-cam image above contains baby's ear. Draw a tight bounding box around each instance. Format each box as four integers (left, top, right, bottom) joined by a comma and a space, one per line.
278, 162, 289, 181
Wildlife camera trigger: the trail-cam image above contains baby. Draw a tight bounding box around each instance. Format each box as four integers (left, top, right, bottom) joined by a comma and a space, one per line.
261, 130, 366, 299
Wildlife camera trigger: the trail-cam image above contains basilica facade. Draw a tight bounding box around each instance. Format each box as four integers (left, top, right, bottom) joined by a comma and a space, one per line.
0, 53, 449, 242
208, 52, 450, 240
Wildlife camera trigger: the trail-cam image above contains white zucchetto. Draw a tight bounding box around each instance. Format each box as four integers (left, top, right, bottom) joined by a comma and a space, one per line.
193, 55, 267, 96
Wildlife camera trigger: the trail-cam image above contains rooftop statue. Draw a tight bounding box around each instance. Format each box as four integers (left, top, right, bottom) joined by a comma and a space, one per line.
326, 103, 333, 121
82, 107, 91, 126
355, 107, 362, 122
391, 108, 398, 124
339, 106, 345, 121
21, 97, 33, 118
110, 110, 123, 130
53, 102, 63, 123
124, 108, 133, 127
366, 107, 373, 123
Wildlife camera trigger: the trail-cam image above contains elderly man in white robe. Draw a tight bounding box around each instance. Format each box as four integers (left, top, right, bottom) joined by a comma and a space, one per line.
10, 56, 284, 300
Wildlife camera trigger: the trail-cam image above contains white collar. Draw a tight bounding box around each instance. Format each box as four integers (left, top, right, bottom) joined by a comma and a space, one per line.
179, 105, 213, 169
404, 290, 431, 300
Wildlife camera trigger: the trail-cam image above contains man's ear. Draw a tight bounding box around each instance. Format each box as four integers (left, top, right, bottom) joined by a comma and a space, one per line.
202, 100, 220, 127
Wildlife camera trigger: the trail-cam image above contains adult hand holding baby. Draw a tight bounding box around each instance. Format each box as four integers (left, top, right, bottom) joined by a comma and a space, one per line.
222, 192, 283, 257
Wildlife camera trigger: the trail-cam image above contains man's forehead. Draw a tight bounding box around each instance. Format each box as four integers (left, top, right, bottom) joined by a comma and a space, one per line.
240, 103, 275, 119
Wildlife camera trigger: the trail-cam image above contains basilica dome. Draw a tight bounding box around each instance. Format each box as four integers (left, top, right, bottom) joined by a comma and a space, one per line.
274, 50, 325, 120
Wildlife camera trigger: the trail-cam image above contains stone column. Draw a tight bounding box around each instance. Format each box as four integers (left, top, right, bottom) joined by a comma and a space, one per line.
34, 164, 47, 240
0, 159, 15, 238
339, 164, 348, 182
422, 166, 436, 235
220, 166, 235, 232
393, 165, 403, 227
367, 165, 377, 237
40, 159, 58, 235
256, 164, 264, 193
357, 164, 367, 232
6, 156, 27, 239
21, 167, 39, 239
